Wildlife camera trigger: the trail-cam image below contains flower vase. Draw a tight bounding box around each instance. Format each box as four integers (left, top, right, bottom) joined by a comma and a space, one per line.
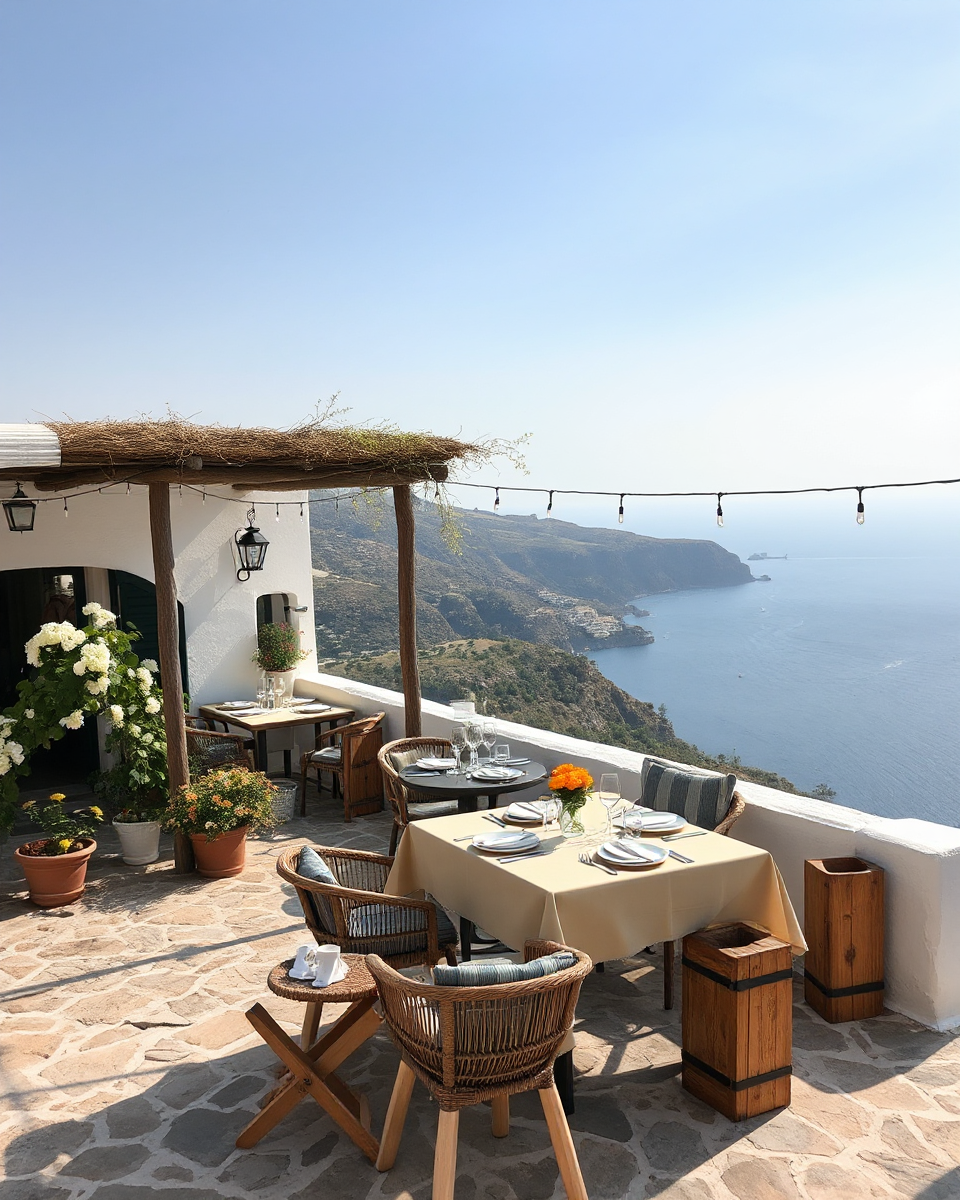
559, 803, 586, 839
188, 826, 249, 878
15, 838, 97, 907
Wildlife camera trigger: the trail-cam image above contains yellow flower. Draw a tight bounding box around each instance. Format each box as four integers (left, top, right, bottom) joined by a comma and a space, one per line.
49, 792, 66, 802
21, 799, 36, 810
89, 805, 103, 818
57, 838, 73, 851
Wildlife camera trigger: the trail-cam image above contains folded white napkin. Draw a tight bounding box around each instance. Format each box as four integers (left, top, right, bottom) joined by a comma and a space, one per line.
506, 801, 543, 821
476, 829, 538, 849
601, 837, 662, 863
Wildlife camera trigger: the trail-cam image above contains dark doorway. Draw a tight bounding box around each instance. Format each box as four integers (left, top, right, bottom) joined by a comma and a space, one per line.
0, 568, 98, 787
109, 570, 188, 693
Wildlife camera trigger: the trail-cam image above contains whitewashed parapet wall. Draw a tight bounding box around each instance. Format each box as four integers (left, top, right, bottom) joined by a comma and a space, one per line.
0, 484, 317, 703
297, 668, 960, 1032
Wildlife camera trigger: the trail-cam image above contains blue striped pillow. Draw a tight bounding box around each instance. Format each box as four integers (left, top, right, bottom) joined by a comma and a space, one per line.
639, 759, 737, 831
432, 951, 576, 987
297, 846, 338, 931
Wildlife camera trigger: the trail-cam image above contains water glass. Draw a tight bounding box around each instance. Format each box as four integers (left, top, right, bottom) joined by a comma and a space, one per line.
599, 773, 621, 836
494, 743, 510, 764
464, 721, 483, 770
481, 721, 497, 762
450, 723, 467, 775
539, 795, 559, 830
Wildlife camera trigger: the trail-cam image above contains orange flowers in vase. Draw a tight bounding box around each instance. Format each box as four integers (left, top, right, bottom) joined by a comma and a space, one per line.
548, 764, 594, 837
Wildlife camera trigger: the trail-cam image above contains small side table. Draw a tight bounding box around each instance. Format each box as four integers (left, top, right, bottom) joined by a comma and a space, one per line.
236, 955, 382, 1162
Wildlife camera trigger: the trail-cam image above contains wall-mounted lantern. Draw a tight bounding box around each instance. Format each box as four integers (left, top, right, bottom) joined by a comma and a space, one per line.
235, 508, 269, 581
3, 484, 37, 533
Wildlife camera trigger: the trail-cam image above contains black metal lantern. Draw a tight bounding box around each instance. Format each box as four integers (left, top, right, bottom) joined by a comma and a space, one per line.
235, 508, 269, 580
3, 484, 37, 533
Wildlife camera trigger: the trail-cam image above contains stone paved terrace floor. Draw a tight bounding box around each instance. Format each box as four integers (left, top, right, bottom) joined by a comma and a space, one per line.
2, 805, 960, 1200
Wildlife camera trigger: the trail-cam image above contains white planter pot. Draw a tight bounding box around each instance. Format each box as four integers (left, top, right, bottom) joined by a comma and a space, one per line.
113, 820, 162, 866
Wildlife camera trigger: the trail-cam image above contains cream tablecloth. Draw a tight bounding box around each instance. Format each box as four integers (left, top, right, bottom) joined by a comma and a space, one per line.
385, 798, 805, 960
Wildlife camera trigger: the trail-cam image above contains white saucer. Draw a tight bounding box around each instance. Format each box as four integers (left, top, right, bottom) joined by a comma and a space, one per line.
472, 830, 540, 854
596, 839, 668, 869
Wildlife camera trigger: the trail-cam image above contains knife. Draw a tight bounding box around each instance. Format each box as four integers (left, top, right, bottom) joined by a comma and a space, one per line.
483, 813, 507, 827
668, 849, 694, 864
498, 850, 547, 864
662, 830, 707, 841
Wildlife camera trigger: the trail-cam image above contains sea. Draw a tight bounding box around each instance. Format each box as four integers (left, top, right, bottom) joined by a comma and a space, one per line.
589, 555, 960, 826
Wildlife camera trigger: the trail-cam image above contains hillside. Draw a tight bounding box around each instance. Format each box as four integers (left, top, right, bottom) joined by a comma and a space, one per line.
327, 639, 796, 793
310, 495, 753, 658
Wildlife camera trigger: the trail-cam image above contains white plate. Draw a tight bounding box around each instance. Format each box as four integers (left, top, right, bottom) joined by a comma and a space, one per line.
472, 830, 540, 854
472, 766, 523, 781
218, 701, 257, 710
614, 810, 685, 834
596, 838, 669, 868
416, 757, 458, 770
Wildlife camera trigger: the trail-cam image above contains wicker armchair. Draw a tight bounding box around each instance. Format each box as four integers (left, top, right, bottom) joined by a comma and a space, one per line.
276, 844, 459, 970
371, 939, 593, 1200
299, 712, 385, 821
378, 737, 460, 855
660, 789, 746, 1008
185, 727, 253, 775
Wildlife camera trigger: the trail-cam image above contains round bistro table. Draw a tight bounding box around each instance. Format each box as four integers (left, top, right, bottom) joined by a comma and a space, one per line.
236, 955, 381, 1163
399, 761, 548, 813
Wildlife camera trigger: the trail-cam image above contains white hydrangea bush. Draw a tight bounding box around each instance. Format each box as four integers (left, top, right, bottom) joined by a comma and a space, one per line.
0, 603, 170, 832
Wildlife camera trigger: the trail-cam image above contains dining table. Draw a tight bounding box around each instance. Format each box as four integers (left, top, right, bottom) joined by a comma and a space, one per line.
385, 797, 805, 1111
198, 701, 356, 774
398, 760, 549, 814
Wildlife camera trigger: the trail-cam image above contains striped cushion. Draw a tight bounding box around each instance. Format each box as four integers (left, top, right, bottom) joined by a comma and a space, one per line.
432, 951, 576, 987
639, 758, 736, 831
347, 899, 458, 954
311, 747, 342, 763
297, 846, 338, 931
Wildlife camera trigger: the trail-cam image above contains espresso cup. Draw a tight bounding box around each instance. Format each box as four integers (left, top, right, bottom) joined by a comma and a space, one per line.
310, 944, 343, 988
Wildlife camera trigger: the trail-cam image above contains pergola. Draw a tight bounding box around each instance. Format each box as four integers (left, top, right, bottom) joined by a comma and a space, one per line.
0, 418, 481, 806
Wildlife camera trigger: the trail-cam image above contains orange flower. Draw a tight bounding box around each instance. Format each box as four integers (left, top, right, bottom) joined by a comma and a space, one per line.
548, 763, 593, 793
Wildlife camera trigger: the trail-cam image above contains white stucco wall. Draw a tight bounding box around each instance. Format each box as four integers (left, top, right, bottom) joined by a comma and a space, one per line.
294, 668, 960, 1032
0, 482, 316, 705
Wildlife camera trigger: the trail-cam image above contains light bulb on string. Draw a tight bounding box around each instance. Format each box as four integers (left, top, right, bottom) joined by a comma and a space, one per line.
716, 493, 724, 528
546, 490, 554, 516
126, 481, 131, 495
179, 484, 183, 504
275, 503, 280, 522
856, 487, 865, 525
202, 491, 206, 505
63, 497, 69, 518
618, 494, 625, 524
494, 488, 500, 513
299, 502, 304, 523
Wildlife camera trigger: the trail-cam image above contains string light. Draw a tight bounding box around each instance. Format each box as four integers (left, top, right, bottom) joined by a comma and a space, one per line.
202, 491, 206, 505
716, 493, 724, 528
126, 481, 131, 495
63, 497, 68, 517
856, 487, 865, 525
547, 490, 554, 516
275, 503, 280, 522
299, 501, 304, 522
434, 482, 441, 500
618, 494, 625, 524
178, 484, 183, 504
494, 487, 500, 513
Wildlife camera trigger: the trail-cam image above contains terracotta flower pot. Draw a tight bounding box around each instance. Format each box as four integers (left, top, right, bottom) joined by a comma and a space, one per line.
188, 826, 249, 878
15, 838, 97, 908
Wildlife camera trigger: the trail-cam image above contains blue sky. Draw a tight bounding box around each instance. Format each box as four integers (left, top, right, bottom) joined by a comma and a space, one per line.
1, 1, 957, 537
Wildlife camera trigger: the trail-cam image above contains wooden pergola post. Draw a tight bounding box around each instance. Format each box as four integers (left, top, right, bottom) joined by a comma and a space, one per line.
393, 485, 422, 737
148, 482, 193, 873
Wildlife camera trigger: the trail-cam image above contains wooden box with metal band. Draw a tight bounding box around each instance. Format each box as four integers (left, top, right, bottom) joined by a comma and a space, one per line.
803, 856, 884, 1023
681, 922, 793, 1121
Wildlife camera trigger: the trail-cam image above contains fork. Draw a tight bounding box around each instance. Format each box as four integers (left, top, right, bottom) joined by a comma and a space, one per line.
578, 852, 617, 876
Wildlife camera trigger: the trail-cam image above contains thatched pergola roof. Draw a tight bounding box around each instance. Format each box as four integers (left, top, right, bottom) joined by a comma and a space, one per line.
0, 417, 481, 492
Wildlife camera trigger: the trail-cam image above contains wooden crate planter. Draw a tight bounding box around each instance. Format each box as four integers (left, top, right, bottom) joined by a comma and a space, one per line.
344, 723, 385, 818
804, 857, 884, 1023
681, 922, 793, 1120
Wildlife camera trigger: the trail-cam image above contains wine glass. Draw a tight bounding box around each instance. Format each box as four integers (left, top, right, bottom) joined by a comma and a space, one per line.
599, 773, 621, 837
464, 721, 483, 770
481, 721, 497, 763
450, 724, 467, 775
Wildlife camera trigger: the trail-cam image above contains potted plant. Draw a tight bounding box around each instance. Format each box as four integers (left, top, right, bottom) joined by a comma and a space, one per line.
252, 622, 308, 706
164, 767, 276, 878
15, 792, 105, 907
111, 801, 166, 865
548, 763, 594, 838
